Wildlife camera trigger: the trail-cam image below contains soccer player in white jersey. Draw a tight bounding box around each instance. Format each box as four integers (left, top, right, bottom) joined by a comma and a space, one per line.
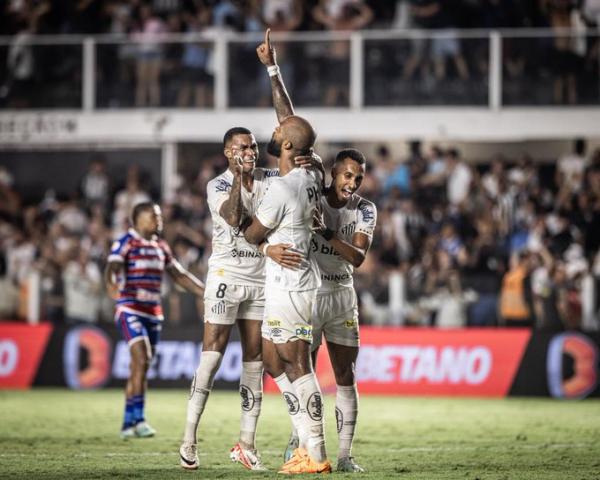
179, 127, 316, 471
310, 148, 376, 473
243, 105, 331, 473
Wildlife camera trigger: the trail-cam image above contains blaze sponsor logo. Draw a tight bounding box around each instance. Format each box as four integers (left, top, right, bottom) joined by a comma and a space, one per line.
356, 345, 492, 385
547, 333, 598, 399
307, 392, 323, 421
240, 384, 255, 411
295, 325, 313, 341
283, 392, 300, 415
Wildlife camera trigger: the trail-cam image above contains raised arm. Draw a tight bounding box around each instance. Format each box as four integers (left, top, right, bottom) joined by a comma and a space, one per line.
219, 172, 243, 227
256, 28, 295, 123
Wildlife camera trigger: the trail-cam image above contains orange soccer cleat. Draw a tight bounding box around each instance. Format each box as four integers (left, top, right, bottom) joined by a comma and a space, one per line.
278, 448, 332, 475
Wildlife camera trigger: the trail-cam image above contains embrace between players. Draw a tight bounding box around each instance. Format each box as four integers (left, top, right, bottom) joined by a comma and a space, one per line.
105, 29, 377, 475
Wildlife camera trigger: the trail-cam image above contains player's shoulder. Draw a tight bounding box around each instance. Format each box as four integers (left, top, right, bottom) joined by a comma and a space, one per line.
254, 167, 279, 180
207, 170, 233, 193
352, 195, 377, 219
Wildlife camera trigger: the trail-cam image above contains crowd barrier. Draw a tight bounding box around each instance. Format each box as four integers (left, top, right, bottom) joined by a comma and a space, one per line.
0, 322, 597, 399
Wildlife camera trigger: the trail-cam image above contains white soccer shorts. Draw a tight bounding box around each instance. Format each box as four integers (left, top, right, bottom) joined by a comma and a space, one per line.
262, 286, 317, 344
311, 286, 360, 350
203, 277, 264, 325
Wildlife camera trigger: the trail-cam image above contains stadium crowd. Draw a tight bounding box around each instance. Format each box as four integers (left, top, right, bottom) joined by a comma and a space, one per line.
1, 140, 599, 330
1, 0, 600, 107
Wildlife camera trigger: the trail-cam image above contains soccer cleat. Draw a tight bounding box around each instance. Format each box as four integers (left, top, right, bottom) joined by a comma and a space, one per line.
337, 456, 365, 473
134, 421, 156, 438
278, 448, 332, 475
229, 443, 268, 471
119, 426, 135, 440
179, 442, 199, 470
283, 434, 299, 462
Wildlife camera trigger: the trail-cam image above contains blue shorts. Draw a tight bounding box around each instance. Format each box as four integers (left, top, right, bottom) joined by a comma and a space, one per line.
116, 310, 162, 348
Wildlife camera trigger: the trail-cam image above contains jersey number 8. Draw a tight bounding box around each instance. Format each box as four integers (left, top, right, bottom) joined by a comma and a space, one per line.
216, 283, 227, 299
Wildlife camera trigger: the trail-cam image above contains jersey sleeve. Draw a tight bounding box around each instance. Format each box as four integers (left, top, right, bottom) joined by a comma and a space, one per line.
207, 178, 232, 216
255, 180, 286, 230
107, 235, 130, 263
356, 200, 377, 237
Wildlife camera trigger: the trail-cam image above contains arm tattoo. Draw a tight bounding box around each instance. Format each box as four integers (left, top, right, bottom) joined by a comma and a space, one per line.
271, 74, 294, 123
220, 173, 243, 227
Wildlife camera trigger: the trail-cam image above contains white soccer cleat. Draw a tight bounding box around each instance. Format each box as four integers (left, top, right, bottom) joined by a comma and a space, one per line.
283, 434, 299, 462
119, 426, 135, 440
230, 442, 268, 471
337, 456, 365, 473
134, 421, 156, 438
180, 442, 199, 470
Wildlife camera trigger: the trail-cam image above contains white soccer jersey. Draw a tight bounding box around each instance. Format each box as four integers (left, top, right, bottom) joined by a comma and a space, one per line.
256, 168, 322, 292
312, 194, 377, 291
206, 167, 279, 286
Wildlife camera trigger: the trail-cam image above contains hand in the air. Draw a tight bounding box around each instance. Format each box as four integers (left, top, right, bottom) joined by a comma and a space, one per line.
266, 243, 302, 269
256, 28, 277, 66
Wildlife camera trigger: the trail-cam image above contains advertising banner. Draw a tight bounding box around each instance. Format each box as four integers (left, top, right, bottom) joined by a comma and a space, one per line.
1, 323, 599, 398
0, 323, 52, 388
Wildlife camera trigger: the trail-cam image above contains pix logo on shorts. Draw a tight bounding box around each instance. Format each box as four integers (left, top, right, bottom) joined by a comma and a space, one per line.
295, 325, 312, 341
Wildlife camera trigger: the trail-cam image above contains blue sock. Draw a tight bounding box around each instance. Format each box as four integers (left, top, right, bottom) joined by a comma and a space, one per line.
132, 394, 145, 424
122, 397, 135, 430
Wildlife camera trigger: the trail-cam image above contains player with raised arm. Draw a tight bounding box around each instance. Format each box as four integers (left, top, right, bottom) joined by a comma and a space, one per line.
244, 30, 331, 475
258, 29, 377, 473
105, 202, 205, 440
178, 126, 317, 471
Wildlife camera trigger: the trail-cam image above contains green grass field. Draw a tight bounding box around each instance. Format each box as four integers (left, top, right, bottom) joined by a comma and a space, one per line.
0, 389, 598, 479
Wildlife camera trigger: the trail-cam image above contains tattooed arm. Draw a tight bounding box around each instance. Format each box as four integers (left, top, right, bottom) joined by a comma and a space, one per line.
256, 28, 294, 123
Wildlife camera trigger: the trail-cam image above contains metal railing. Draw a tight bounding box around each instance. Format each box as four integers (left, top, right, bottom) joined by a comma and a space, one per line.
0, 28, 598, 111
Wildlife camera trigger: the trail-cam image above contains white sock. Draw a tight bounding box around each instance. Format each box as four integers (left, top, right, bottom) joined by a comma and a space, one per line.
239, 361, 263, 449
274, 373, 304, 446
336, 384, 358, 460
183, 351, 223, 444
292, 373, 327, 463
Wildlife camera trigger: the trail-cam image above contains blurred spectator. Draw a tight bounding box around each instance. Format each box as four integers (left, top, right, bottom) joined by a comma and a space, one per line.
499, 251, 534, 327
81, 157, 111, 210
62, 247, 102, 323
312, 0, 374, 106
556, 138, 587, 193
132, 4, 166, 107
112, 165, 151, 235
445, 148, 472, 206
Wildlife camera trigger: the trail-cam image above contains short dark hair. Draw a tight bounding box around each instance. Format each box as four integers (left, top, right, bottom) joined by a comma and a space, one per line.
223, 127, 252, 148
131, 202, 156, 225
335, 148, 366, 166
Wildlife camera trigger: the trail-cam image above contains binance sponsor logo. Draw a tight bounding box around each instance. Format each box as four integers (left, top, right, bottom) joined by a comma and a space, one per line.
295, 325, 313, 341
344, 319, 357, 329
267, 319, 281, 327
